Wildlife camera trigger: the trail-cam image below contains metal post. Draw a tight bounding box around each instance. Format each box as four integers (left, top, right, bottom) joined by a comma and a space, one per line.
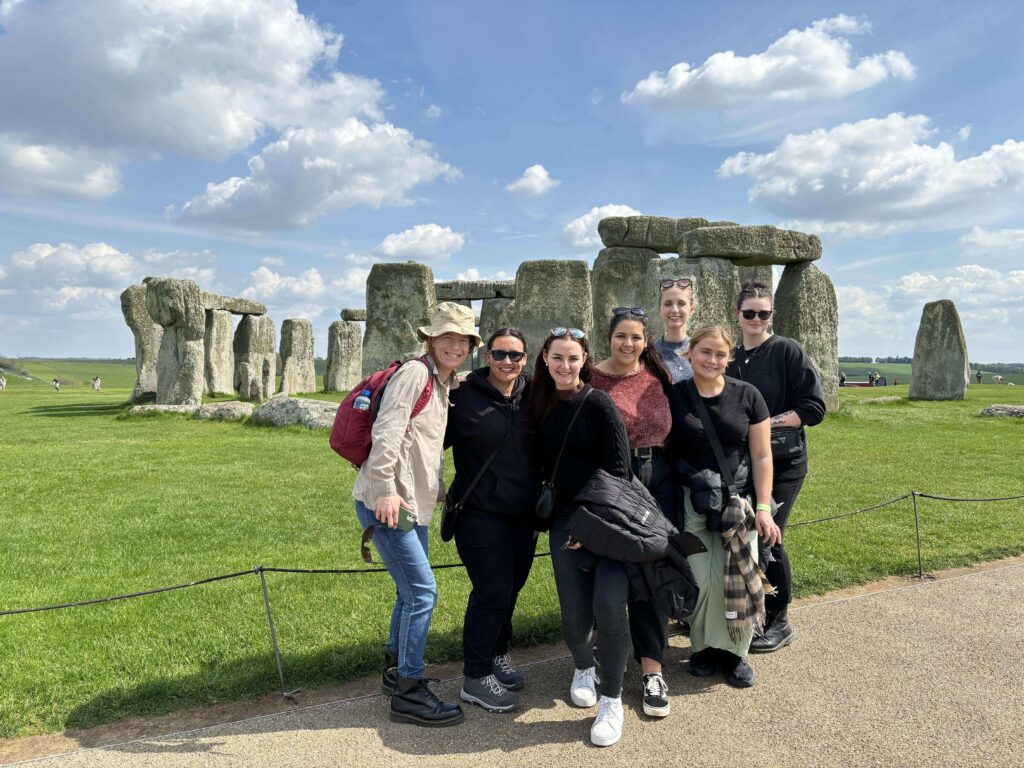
258, 566, 301, 702
911, 491, 924, 579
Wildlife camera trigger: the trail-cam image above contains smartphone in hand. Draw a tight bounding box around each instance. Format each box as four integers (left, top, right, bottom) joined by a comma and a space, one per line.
397, 505, 417, 533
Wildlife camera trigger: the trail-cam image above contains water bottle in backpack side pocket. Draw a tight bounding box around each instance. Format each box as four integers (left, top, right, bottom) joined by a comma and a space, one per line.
353, 389, 372, 412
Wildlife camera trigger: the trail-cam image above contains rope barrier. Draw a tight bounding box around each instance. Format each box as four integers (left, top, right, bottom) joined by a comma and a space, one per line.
787, 492, 913, 529
915, 492, 1024, 503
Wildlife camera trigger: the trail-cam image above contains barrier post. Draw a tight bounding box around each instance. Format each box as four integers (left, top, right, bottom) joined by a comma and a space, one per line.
911, 491, 924, 579
257, 565, 301, 702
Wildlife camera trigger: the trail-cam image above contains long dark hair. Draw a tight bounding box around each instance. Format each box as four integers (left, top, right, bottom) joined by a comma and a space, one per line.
606, 311, 673, 391
736, 280, 772, 310
526, 329, 593, 427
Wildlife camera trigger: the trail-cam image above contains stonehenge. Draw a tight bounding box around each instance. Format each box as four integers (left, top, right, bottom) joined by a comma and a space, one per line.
122, 216, 842, 412
909, 300, 970, 401
278, 318, 316, 396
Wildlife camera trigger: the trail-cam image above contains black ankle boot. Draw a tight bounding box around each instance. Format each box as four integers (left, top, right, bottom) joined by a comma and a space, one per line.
390, 676, 465, 727
381, 651, 398, 695
750, 608, 795, 653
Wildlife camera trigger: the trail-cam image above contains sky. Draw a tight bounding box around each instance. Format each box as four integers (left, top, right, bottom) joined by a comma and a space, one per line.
1, 0, 1023, 362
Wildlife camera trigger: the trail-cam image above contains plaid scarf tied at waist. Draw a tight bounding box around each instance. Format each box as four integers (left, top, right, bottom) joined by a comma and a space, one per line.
720, 495, 775, 643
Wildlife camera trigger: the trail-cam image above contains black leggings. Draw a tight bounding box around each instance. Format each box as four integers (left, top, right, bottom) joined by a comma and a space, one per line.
765, 474, 805, 613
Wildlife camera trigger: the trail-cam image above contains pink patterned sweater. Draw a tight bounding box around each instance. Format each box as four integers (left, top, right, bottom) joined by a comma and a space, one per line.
590, 363, 671, 449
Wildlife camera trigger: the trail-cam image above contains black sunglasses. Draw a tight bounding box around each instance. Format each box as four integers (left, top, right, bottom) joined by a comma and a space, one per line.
740, 309, 773, 320
487, 349, 526, 362
551, 327, 585, 340
612, 306, 646, 317
660, 278, 694, 290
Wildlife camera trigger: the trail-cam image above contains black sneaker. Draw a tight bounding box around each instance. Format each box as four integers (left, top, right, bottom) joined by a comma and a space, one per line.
687, 649, 718, 677
722, 658, 756, 688
492, 653, 526, 691
641, 672, 670, 717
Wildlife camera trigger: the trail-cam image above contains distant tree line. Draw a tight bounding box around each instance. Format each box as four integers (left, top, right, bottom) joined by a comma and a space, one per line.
971, 362, 1024, 374
838, 355, 913, 364
838, 356, 873, 363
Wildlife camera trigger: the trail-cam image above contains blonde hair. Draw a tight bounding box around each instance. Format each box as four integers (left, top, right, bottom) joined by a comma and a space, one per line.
686, 324, 735, 362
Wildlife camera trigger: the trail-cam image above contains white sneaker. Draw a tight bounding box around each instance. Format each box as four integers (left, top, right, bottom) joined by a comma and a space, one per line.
590, 695, 624, 747
570, 666, 600, 708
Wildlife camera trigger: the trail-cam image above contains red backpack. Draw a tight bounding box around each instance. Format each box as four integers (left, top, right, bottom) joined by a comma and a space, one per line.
329, 357, 433, 469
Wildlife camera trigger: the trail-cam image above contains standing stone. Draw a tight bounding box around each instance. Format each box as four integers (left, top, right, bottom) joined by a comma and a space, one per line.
234, 314, 276, 402
143, 277, 206, 407
278, 319, 316, 395
908, 300, 970, 401
204, 309, 234, 395
645, 257, 741, 341
590, 247, 660, 360
120, 284, 163, 403
511, 260, 593, 362
324, 320, 363, 392
737, 265, 774, 294
363, 262, 436, 375
773, 262, 840, 411
479, 298, 516, 352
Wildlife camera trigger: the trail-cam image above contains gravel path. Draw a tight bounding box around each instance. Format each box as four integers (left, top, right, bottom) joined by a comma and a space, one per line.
9, 563, 1024, 768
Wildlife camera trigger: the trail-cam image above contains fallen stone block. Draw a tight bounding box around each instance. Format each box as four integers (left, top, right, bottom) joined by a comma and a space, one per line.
196, 402, 254, 421
979, 405, 1024, 418
250, 396, 338, 429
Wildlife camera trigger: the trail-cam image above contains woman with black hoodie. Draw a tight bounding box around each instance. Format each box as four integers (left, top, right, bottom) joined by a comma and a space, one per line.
445, 328, 537, 714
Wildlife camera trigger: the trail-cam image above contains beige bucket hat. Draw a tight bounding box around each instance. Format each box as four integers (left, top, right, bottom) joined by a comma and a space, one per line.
416, 301, 481, 347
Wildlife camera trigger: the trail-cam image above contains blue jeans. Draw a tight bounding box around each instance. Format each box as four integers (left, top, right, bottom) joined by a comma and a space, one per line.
355, 501, 437, 679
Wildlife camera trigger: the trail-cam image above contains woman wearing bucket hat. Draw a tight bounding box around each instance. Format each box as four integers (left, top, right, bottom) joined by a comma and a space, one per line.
353, 301, 480, 727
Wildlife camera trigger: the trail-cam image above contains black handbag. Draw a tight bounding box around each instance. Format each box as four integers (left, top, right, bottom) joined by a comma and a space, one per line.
769, 426, 805, 461
534, 388, 592, 527
440, 415, 513, 542
686, 380, 739, 532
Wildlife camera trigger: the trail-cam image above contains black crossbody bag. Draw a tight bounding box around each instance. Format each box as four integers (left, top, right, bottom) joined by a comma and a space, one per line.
686, 379, 740, 533
533, 388, 592, 528
440, 415, 513, 542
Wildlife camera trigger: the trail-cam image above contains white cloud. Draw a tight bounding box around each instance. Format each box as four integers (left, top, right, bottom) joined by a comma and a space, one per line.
836, 264, 1024, 359
0, 134, 121, 199
455, 267, 511, 281
562, 204, 643, 251
623, 15, 913, 110
425, 104, 443, 119
958, 226, 1024, 255
506, 164, 561, 197
175, 122, 457, 231
373, 223, 465, 261
238, 264, 370, 323
719, 113, 1024, 236
260, 256, 287, 268
958, 125, 972, 141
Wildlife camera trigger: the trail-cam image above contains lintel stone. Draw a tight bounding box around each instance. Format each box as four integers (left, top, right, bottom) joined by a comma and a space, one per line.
679, 225, 821, 265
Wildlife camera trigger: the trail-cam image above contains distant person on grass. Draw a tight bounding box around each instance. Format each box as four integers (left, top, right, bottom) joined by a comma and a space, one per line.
976, 371, 983, 385
92, 376, 101, 392
444, 327, 536, 714
0, 375, 6, 392
352, 302, 479, 728
527, 326, 634, 747
52, 378, 60, 392
726, 282, 825, 654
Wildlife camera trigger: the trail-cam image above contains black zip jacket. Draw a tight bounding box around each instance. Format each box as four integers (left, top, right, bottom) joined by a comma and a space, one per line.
444, 368, 536, 519
568, 469, 698, 620
726, 335, 826, 480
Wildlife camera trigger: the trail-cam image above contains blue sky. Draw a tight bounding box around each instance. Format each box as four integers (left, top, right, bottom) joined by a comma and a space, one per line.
1, 0, 1023, 361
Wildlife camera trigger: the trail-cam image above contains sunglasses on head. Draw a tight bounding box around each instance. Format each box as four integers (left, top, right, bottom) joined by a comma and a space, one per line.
551, 327, 586, 340
612, 306, 646, 317
487, 349, 526, 362
741, 309, 773, 320
660, 278, 694, 290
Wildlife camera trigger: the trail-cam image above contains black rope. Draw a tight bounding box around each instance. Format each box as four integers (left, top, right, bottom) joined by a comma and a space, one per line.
0, 569, 256, 617
915, 492, 1024, 503
787, 493, 913, 528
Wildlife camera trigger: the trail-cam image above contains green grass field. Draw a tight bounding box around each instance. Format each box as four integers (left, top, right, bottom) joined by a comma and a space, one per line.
1, 360, 1022, 738
839, 361, 1024, 385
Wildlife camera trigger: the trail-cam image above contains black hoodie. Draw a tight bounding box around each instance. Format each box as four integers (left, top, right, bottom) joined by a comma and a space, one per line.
444, 368, 537, 519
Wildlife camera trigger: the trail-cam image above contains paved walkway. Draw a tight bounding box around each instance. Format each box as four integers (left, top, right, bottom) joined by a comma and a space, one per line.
10, 563, 1024, 768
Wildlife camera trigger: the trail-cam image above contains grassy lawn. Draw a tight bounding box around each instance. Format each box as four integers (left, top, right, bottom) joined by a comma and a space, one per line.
1, 364, 1022, 738
838, 361, 1024, 385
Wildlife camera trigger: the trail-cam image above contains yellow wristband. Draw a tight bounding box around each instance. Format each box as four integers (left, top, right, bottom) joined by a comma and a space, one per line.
755, 503, 771, 512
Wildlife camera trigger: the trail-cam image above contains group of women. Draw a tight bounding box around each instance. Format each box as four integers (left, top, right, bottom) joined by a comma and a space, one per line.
354, 279, 825, 746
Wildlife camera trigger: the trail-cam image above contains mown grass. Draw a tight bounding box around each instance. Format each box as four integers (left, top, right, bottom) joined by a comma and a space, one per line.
838, 361, 1024, 385
0, 373, 1022, 738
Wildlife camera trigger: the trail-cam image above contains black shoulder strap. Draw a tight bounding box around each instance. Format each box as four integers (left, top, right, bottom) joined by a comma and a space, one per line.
686, 379, 736, 491
548, 387, 593, 483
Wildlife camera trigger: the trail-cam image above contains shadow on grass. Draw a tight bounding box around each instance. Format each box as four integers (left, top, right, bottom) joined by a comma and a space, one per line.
24, 402, 129, 417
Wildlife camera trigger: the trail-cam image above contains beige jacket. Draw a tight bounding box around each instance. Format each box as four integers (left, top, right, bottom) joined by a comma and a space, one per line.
352, 356, 456, 524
